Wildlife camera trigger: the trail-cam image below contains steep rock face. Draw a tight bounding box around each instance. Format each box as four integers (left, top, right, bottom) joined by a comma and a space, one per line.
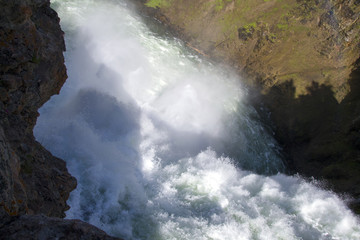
0, 0, 121, 239
140, 0, 360, 101
262, 58, 360, 213
136, 0, 360, 212
0, 0, 76, 218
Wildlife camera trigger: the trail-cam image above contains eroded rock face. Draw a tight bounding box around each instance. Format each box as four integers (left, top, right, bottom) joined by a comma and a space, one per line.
136, 0, 360, 213
0, 0, 121, 239
0, 0, 76, 218
138, 0, 360, 100
0, 0, 76, 217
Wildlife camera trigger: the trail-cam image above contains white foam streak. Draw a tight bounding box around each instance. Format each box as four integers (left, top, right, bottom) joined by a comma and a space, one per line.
34, 0, 360, 239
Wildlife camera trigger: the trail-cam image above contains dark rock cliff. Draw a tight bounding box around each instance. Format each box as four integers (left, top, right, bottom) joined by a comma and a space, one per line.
0, 0, 120, 238
0, 0, 75, 219
0, 215, 118, 240
136, 0, 360, 213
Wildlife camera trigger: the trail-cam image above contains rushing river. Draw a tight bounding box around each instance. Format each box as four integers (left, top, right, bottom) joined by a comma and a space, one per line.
34, 0, 360, 239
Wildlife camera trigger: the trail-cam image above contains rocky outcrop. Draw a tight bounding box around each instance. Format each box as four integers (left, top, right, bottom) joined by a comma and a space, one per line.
0, 0, 75, 218
135, 0, 360, 213
0, 0, 121, 238
261, 58, 360, 213
138, 0, 360, 101
0, 215, 118, 240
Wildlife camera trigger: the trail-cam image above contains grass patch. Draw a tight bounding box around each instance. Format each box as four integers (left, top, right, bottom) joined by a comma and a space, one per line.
214, 0, 232, 12
277, 23, 288, 30
243, 22, 257, 32
145, 0, 171, 8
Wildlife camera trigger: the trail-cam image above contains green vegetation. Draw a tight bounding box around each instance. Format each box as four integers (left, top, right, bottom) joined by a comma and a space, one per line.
145, 0, 358, 102
214, 0, 233, 12
220, 12, 243, 33
145, 0, 171, 8
243, 22, 257, 32
215, 0, 224, 11
276, 23, 288, 30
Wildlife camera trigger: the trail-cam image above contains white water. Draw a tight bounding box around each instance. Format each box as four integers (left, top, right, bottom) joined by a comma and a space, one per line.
35, 0, 360, 239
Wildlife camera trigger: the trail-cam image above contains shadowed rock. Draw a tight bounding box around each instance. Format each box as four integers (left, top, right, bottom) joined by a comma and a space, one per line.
0, 0, 123, 239
0, 215, 121, 240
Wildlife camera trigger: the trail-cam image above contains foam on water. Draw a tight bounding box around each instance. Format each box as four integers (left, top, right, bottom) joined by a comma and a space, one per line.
35, 0, 360, 239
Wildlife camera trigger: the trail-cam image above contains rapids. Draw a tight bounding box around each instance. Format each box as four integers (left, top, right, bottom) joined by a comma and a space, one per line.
34, 0, 360, 239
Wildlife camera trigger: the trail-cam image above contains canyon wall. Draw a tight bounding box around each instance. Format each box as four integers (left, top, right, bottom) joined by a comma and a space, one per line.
0, 0, 120, 238
0, 0, 75, 219
136, 0, 360, 213
0, 0, 358, 238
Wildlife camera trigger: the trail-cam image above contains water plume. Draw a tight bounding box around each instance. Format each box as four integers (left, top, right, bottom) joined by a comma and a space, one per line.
34, 0, 360, 239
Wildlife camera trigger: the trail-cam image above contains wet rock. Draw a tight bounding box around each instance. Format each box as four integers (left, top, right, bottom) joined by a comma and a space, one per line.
0, 215, 121, 240
0, 0, 120, 239
0, 0, 75, 218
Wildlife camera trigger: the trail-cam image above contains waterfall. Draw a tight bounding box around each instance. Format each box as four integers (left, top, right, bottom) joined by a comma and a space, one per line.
34, 0, 360, 239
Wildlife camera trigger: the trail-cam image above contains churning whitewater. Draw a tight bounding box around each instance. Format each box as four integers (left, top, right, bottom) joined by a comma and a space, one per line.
35, 0, 360, 239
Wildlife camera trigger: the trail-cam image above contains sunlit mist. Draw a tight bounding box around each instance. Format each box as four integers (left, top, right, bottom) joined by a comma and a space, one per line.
34, 0, 360, 239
